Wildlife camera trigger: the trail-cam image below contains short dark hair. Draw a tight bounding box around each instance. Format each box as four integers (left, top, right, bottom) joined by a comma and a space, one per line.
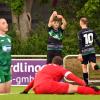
80, 17, 88, 25
52, 56, 63, 65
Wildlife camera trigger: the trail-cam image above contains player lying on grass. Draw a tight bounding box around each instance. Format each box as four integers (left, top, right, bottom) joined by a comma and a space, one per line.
77, 17, 100, 85
20, 56, 100, 95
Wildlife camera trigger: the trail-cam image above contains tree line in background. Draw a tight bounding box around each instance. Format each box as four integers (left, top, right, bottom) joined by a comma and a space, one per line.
0, 0, 100, 56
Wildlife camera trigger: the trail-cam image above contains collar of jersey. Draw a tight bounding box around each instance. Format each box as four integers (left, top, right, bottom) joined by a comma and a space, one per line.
0, 34, 6, 37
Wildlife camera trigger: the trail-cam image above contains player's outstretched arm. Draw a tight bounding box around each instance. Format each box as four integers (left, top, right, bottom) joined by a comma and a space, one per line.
64, 71, 86, 86
48, 11, 57, 27
20, 79, 34, 94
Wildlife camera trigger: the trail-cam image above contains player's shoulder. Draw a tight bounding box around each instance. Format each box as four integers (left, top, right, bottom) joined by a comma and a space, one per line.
86, 28, 94, 32
48, 26, 53, 30
46, 64, 57, 67
79, 28, 93, 34
0, 34, 10, 39
58, 27, 64, 32
78, 29, 84, 35
6, 34, 11, 38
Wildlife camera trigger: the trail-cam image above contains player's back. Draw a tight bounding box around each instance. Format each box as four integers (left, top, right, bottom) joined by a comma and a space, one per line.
79, 28, 95, 47
34, 64, 67, 87
78, 28, 96, 55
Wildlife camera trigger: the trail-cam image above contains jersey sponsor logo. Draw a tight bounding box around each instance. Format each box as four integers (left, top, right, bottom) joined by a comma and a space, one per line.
2, 45, 11, 52
49, 30, 62, 40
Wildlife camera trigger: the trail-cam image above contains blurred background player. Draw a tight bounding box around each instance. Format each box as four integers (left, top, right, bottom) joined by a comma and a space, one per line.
77, 17, 100, 85
47, 11, 67, 64
0, 18, 12, 93
20, 56, 100, 95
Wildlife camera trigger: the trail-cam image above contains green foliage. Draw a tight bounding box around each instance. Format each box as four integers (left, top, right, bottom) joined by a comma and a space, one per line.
4, 0, 100, 55
8, 22, 79, 56
0, 0, 9, 3
10, 0, 24, 15
8, 22, 48, 55
77, 0, 100, 30
77, 0, 100, 18
0, 0, 24, 15
62, 22, 79, 55
76, 0, 100, 55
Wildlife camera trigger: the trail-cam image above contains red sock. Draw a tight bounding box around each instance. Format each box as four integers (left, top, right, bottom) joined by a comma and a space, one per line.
25, 79, 34, 92
77, 86, 100, 95
66, 73, 86, 86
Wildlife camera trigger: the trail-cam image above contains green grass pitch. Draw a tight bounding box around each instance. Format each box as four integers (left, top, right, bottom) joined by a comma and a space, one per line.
0, 86, 100, 100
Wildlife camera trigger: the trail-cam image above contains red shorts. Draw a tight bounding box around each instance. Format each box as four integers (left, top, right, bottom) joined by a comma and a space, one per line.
33, 80, 69, 94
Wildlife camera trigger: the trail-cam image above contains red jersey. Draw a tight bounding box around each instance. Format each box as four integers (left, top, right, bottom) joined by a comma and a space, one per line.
34, 64, 69, 88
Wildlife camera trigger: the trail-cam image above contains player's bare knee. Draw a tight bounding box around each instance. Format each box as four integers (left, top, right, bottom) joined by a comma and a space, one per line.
82, 67, 87, 73
4, 81, 11, 93
0, 84, 6, 93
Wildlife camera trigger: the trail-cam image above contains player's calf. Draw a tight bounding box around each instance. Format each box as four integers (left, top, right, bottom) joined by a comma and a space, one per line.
77, 86, 100, 95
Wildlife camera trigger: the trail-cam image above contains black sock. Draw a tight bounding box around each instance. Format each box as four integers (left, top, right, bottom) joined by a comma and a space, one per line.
94, 65, 100, 70
83, 73, 88, 85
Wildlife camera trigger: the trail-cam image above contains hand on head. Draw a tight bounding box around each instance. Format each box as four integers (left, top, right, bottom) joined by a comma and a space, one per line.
53, 11, 57, 16
57, 15, 63, 19
52, 11, 63, 19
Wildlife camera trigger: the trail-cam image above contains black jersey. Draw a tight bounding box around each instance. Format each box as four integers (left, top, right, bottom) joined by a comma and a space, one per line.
47, 27, 63, 50
78, 28, 100, 55
48, 27, 63, 45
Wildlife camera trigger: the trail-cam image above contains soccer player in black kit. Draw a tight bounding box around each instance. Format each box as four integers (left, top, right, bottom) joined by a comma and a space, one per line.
47, 11, 67, 64
77, 17, 100, 85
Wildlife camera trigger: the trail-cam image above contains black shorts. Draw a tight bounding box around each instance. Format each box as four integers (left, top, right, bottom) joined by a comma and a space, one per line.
82, 53, 96, 65
47, 50, 62, 64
